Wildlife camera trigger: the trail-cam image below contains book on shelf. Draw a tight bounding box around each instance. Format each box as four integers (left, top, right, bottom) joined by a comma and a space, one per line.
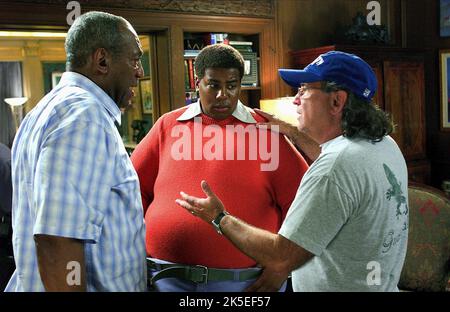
229, 40, 253, 46
210, 33, 229, 44
229, 41, 254, 53
187, 58, 196, 90
184, 49, 200, 58
231, 45, 253, 53
184, 60, 190, 90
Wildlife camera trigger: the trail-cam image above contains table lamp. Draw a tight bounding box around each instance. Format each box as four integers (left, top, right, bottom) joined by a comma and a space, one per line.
259, 97, 298, 125
4, 97, 28, 129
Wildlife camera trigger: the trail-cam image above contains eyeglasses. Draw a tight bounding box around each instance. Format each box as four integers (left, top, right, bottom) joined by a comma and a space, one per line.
297, 82, 343, 97
297, 84, 326, 97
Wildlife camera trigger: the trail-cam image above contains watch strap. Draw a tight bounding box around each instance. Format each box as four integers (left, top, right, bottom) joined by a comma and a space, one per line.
211, 211, 229, 235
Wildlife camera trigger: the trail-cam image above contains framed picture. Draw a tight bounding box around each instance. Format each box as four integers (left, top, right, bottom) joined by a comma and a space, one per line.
139, 77, 153, 114
51, 72, 63, 88
439, 50, 450, 130
440, 0, 450, 37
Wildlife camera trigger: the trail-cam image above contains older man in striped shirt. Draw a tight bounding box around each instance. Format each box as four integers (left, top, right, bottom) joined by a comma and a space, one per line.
5, 11, 146, 291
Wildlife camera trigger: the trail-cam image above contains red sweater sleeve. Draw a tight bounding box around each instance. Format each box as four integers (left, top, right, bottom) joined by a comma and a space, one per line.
251, 111, 309, 221
130, 117, 162, 214
269, 134, 309, 221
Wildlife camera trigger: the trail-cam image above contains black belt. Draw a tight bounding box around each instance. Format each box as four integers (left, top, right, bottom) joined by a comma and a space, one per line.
147, 258, 261, 287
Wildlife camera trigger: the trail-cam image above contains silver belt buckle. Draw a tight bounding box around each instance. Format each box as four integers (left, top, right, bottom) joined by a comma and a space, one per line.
193, 265, 208, 284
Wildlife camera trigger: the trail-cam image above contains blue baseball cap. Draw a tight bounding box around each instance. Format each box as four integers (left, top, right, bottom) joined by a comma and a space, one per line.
279, 51, 377, 102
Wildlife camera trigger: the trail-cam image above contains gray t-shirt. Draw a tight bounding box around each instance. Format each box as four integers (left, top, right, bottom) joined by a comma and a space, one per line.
279, 135, 408, 291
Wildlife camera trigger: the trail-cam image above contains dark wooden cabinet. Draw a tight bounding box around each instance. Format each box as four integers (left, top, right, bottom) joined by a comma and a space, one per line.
383, 60, 426, 161
291, 45, 429, 184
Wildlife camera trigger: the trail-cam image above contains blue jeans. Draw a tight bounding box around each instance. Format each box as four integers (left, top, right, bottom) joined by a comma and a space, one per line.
148, 258, 287, 292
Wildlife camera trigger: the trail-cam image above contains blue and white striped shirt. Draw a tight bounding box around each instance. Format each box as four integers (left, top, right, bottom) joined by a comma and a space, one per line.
5, 72, 146, 291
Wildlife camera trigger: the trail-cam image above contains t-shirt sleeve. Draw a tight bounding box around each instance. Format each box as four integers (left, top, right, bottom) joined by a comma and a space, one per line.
279, 174, 355, 256
32, 120, 113, 243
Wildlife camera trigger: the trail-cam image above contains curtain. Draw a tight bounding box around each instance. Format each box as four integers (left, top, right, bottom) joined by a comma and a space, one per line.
0, 62, 23, 148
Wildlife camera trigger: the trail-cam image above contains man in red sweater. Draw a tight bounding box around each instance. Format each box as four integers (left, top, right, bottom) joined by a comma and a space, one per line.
131, 44, 310, 291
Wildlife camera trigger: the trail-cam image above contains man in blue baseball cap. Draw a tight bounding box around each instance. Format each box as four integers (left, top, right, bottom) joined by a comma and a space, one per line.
175, 51, 409, 291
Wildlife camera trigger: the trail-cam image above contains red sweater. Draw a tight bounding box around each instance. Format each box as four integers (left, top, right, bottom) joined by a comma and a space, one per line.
131, 107, 308, 268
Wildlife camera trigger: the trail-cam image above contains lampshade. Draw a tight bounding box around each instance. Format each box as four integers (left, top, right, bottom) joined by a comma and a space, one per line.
4, 97, 28, 107
5, 97, 28, 130
259, 97, 298, 125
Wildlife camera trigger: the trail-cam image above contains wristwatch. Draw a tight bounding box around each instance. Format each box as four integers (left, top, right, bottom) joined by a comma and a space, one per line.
211, 211, 230, 235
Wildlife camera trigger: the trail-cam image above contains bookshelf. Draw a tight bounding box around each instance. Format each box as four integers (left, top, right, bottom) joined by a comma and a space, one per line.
183, 32, 261, 108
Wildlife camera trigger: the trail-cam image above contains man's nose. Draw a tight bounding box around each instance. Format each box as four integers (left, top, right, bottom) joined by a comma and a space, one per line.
216, 87, 228, 99
293, 93, 301, 106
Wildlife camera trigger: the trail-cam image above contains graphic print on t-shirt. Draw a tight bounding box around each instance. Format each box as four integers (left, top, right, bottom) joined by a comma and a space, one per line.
383, 163, 408, 218
381, 163, 409, 254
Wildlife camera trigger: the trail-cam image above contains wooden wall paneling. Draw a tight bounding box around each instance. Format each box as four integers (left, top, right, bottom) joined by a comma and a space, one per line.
402, 0, 450, 188
407, 159, 431, 185
2, 0, 275, 19
260, 21, 278, 100
168, 25, 184, 111
372, 63, 385, 110
0, 2, 68, 29
149, 32, 161, 119
275, 0, 301, 97
0, 40, 24, 61
384, 60, 426, 161
38, 42, 65, 62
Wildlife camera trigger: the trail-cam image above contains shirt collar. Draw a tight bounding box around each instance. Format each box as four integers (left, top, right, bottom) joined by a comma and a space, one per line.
176, 100, 257, 124
320, 135, 346, 152
58, 71, 122, 125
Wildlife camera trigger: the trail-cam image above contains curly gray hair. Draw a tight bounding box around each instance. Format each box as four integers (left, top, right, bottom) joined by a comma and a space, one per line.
322, 81, 394, 142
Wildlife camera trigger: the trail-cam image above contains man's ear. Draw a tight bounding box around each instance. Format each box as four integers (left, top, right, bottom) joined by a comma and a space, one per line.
330, 90, 347, 115
92, 48, 109, 74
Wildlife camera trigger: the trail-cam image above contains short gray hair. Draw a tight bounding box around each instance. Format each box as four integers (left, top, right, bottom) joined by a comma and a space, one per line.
65, 11, 130, 70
